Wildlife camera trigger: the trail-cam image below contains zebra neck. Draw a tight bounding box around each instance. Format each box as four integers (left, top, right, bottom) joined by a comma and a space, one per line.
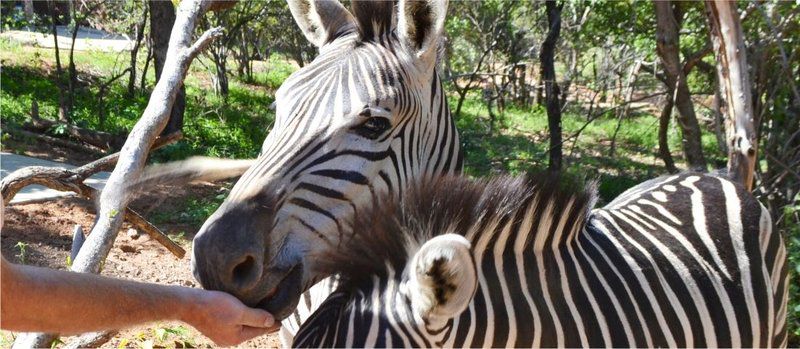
463, 191, 591, 253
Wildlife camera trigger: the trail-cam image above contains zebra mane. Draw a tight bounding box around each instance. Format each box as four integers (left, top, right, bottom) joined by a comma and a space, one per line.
312, 173, 598, 287
350, 0, 396, 42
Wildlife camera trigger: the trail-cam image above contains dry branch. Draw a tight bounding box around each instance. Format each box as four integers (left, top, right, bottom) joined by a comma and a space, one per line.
124, 209, 185, 258
0, 133, 185, 258
63, 330, 119, 349
71, 1, 218, 274
26, 114, 126, 150
1, 132, 182, 205
4, 128, 104, 155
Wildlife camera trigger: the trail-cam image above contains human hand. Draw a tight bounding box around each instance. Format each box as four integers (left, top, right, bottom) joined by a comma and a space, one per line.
182, 289, 278, 347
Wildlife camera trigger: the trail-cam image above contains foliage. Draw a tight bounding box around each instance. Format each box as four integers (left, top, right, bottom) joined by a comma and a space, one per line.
14, 241, 28, 265
1, 4, 44, 31
784, 196, 800, 344
0, 38, 280, 160
115, 324, 195, 349
150, 192, 227, 228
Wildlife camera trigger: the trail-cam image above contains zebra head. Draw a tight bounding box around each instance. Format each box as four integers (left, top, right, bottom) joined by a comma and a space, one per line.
191, 0, 460, 320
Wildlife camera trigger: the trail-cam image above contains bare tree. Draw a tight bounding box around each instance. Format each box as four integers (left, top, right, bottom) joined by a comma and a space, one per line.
541, 0, 564, 172
48, 0, 69, 123
654, 0, 708, 172
127, 3, 148, 97
705, 0, 757, 190
150, 0, 186, 136
658, 96, 679, 173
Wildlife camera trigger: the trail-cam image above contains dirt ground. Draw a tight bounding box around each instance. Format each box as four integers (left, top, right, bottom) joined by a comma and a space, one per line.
1, 141, 281, 348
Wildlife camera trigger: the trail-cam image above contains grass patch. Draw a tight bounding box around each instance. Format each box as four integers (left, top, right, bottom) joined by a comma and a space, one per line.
0, 38, 285, 161
150, 193, 227, 228
448, 88, 717, 202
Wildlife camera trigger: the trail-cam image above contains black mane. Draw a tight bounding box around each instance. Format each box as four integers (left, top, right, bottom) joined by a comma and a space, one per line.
351, 0, 396, 42
311, 173, 598, 286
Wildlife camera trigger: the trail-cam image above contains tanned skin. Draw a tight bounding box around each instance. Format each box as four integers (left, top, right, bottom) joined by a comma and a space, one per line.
0, 202, 279, 347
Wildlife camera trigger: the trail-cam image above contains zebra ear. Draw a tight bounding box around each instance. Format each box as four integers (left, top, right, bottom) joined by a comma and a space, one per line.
287, 0, 356, 47
396, 0, 448, 69
407, 234, 476, 326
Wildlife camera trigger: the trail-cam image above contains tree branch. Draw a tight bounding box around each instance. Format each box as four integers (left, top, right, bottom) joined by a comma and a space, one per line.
0, 133, 185, 258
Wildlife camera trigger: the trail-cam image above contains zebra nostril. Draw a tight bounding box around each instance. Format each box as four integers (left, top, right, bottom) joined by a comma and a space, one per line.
231, 255, 260, 290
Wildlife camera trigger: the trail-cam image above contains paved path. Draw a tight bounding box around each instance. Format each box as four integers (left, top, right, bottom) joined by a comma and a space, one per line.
0, 152, 110, 204
1, 26, 132, 52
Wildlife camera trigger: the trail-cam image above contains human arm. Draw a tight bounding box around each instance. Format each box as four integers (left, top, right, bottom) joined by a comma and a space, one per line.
0, 256, 277, 346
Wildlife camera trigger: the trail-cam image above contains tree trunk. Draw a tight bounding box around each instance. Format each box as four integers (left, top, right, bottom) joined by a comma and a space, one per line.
712, 76, 728, 154
67, 3, 79, 122
541, 0, 564, 172
211, 45, 229, 97
150, 0, 185, 135
127, 4, 148, 97
12, 4, 219, 348
454, 88, 468, 117
49, 0, 69, 123
140, 38, 153, 91
559, 46, 578, 108
23, 0, 34, 20
705, 0, 758, 190
608, 59, 644, 157
659, 94, 678, 173
654, 0, 708, 172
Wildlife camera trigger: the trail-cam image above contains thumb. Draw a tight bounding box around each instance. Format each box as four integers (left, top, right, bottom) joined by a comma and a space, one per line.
238, 325, 276, 343
239, 307, 275, 328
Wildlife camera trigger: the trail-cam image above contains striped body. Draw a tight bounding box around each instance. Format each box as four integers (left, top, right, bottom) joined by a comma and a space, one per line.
293, 173, 789, 348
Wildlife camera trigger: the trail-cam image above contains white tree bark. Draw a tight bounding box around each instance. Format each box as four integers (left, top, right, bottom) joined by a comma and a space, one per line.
705, 0, 757, 191
11, 0, 222, 347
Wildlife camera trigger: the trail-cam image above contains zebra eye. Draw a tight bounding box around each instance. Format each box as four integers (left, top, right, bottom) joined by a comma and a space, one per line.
353, 117, 391, 139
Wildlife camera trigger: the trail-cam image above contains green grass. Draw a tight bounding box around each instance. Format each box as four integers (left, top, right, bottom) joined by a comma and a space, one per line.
150, 194, 226, 228
0, 37, 281, 160
449, 88, 727, 202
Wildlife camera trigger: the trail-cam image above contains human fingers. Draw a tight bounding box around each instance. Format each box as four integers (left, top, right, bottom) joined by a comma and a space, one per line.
237, 325, 277, 343
237, 306, 275, 328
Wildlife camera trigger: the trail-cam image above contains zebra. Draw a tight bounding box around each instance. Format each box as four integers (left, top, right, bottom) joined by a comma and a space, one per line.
292, 172, 789, 348
163, 0, 461, 338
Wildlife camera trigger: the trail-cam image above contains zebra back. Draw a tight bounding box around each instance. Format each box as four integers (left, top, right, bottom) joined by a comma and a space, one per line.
292, 172, 788, 348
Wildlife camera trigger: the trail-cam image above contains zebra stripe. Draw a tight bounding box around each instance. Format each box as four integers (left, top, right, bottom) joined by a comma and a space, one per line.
293, 173, 788, 348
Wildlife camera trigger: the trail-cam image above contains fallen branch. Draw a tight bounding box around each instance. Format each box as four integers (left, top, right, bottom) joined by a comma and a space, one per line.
4, 128, 104, 155
124, 209, 185, 258
1, 132, 182, 204
63, 331, 119, 349
26, 115, 126, 150
0, 133, 185, 258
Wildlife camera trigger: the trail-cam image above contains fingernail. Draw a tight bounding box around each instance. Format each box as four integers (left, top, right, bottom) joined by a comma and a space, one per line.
265, 314, 275, 327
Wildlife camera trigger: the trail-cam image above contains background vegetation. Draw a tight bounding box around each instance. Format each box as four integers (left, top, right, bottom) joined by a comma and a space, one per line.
1, 0, 798, 346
